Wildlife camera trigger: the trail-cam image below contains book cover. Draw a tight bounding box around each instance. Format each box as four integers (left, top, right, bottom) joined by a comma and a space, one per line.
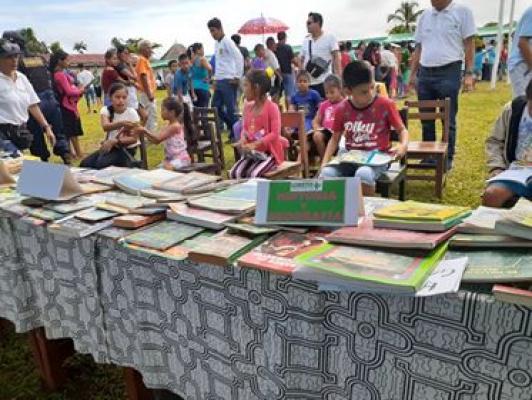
373, 212, 469, 232
44, 197, 97, 214
237, 231, 328, 275
187, 180, 259, 214
80, 182, 113, 195
506, 198, 532, 228
140, 188, 186, 201
494, 219, 532, 241
373, 200, 470, 222
101, 192, 157, 211
167, 203, 237, 230
124, 221, 203, 251
449, 233, 532, 248
328, 149, 393, 167
76, 208, 119, 222
49, 217, 113, 238
124, 232, 213, 261
457, 206, 507, 234
295, 243, 447, 292
225, 222, 280, 236
154, 171, 220, 193
448, 250, 532, 282
327, 218, 456, 250
492, 284, 532, 308
487, 168, 531, 189
112, 213, 165, 229
91, 166, 140, 186
113, 169, 179, 195
28, 207, 67, 222
189, 230, 266, 266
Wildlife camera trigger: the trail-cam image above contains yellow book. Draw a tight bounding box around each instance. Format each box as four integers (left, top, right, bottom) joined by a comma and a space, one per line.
373, 201, 470, 222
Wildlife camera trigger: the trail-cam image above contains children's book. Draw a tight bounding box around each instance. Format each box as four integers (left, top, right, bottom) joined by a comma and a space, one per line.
114, 169, 180, 195
487, 167, 531, 192
373, 213, 469, 232
237, 231, 328, 275
495, 219, 532, 241
90, 166, 142, 186
505, 198, 532, 228
123, 221, 203, 251
48, 217, 114, 238
75, 208, 119, 222
294, 243, 447, 293
327, 149, 393, 167
44, 197, 98, 214
448, 233, 532, 249
167, 202, 238, 230
112, 213, 165, 229
153, 171, 221, 193
457, 206, 508, 234
28, 207, 68, 222
373, 200, 470, 222
187, 180, 259, 214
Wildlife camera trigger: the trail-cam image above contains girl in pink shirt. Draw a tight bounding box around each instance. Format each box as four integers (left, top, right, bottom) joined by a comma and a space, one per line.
230, 70, 287, 179
50, 50, 85, 159
138, 97, 191, 170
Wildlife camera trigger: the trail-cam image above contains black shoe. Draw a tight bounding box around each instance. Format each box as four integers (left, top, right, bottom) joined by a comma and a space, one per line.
61, 154, 73, 165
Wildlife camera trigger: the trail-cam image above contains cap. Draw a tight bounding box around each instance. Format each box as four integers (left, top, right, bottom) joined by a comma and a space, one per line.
0, 39, 22, 57
2, 31, 25, 48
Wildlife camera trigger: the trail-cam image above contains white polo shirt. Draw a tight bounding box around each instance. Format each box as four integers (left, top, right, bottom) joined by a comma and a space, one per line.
301, 32, 339, 85
213, 36, 244, 81
0, 71, 40, 126
415, 1, 476, 68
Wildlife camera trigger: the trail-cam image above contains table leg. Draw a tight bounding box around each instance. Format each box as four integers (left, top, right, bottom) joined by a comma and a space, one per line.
27, 328, 75, 391
123, 367, 154, 400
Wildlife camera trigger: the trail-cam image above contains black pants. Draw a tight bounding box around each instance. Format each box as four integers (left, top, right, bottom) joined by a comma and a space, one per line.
193, 88, 211, 108
80, 146, 136, 170
310, 83, 325, 99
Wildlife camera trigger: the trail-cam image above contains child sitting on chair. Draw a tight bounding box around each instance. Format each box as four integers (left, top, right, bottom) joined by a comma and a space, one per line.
312, 74, 345, 159
483, 79, 532, 207
230, 70, 287, 179
319, 61, 408, 196
289, 70, 322, 133
136, 97, 191, 171
80, 83, 140, 169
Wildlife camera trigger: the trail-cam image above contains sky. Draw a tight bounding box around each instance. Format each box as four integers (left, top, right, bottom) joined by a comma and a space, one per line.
0, 0, 529, 57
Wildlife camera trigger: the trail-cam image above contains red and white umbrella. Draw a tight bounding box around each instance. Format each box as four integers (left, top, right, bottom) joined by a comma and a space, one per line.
238, 15, 289, 35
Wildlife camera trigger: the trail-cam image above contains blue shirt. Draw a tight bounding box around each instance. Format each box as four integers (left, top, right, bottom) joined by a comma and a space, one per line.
191, 58, 210, 92
509, 6, 532, 71
474, 50, 484, 72
291, 89, 322, 131
172, 69, 191, 96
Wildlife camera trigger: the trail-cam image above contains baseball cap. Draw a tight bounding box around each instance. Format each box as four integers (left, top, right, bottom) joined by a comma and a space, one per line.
0, 39, 22, 57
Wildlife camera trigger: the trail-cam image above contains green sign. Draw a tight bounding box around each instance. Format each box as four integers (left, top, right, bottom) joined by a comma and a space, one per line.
255, 178, 362, 226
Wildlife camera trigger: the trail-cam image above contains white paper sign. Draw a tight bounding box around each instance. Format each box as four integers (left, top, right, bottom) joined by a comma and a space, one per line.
416, 257, 469, 297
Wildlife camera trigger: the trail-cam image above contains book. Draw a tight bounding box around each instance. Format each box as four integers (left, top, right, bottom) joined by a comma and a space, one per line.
28, 207, 68, 222
153, 171, 221, 193
373, 200, 470, 222
237, 231, 328, 275
140, 188, 186, 201
487, 167, 531, 192
48, 217, 113, 238
327, 218, 456, 250
294, 243, 447, 294
457, 206, 507, 234
502, 197, 532, 233
187, 180, 259, 214
101, 192, 157, 211
44, 197, 98, 214
113, 169, 180, 195
448, 233, 532, 249
112, 213, 165, 229
80, 182, 113, 195
91, 166, 142, 186
167, 202, 238, 230
96, 202, 130, 214
75, 208, 119, 222
373, 212, 469, 232
363, 196, 400, 216
225, 222, 280, 236
447, 249, 532, 283
123, 221, 203, 251
327, 149, 393, 167
188, 229, 267, 266
494, 219, 532, 241
492, 284, 532, 308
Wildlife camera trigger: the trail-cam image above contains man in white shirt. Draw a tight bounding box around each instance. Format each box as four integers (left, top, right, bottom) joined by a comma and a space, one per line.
508, 6, 532, 98
300, 12, 341, 98
76, 64, 96, 113
409, 0, 476, 170
208, 17, 244, 141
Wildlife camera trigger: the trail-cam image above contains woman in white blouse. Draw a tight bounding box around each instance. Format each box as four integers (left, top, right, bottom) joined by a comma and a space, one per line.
0, 39, 55, 153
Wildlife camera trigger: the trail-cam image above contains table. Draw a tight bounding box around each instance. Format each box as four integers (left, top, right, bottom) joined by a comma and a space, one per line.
1, 214, 531, 399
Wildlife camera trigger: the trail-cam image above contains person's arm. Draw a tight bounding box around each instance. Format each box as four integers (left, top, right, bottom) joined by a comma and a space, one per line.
200, 56, 213, 73
55, 72, 83, 97
407, 44, 421, 91
256, 103, 281, 147
28, 104, 56, 147
463, 36, 475, 91
332, 50, 341, 76
518, 36, 532, 70
140, 73, 153, 101
229, 41, 244, 79
100, 112, 136, 133
312, 107, 323, 131
486, 103, 511, 176
321, 130, 341, 167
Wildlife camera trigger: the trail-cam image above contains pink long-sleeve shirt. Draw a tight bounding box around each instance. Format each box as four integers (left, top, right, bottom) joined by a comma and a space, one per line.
53, 71, 82, 116
242, 99, 287, 165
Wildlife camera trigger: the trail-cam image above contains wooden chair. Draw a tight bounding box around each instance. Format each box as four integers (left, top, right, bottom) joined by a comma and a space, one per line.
190, 107, 225, 175
264, 111, 309, 180
138, 132, 148, 169
376, 107, 408, 200
404, 98, 450, 199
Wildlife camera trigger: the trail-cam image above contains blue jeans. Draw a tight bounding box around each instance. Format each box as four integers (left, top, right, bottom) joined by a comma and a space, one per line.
319, 163, 388, 186
212, 79, 238, 139
282, 73, 296, 99
193, 88, 211, 108
417, 62, 461, 164
28, 89, 70, 160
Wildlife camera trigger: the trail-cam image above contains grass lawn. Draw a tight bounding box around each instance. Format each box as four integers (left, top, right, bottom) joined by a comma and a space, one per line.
0, 81, 512, 399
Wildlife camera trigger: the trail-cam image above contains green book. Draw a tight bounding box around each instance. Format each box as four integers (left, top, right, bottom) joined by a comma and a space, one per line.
294, 243, 447, 293
373, 211, 470, 232
448, 250, 532, 283
123, 221, 203, 251
28, 207, 68, 222
373, 201, 470, 221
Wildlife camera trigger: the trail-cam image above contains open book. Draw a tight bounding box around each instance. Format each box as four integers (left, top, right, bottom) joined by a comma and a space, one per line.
327, 149, 393, 167
487, 167, 531, 192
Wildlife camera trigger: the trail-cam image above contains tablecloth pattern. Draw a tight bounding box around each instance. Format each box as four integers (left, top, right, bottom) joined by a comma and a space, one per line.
1, 214, 531, 400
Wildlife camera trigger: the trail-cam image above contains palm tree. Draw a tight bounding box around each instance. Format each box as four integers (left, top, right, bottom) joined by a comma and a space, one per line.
387, 1, 424, 33
73, 41, 87, 54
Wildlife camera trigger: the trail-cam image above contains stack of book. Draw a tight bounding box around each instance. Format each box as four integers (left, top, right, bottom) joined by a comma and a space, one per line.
494, 198, 532, 241
187, 180, 260, 215
113, 169, 181, 195
166, 202, 239, 230
152, 171, 221, 193
372, 201, 471, 232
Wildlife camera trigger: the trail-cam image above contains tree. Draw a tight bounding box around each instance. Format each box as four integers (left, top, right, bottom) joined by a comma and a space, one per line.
110, 37, 162, 54
49, 41, 62, 54
387, 1, 424, 33
18, 28, 48, 54
73, 41, 87, 54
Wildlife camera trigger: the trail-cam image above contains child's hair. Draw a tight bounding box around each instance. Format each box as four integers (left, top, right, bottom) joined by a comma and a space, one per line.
246, 69, 271, 97
254, 43, 264, 53
178, 53, 189, 62
167, 59, 178, 68
527, 79, 532, 100
343, 60, 373, 89
108, 82, 127, 98
323, 74, 342, 90
339, 42, 346, 52
49, 49, 68, 72
162, 97, 194, 140
187, 42, 203, 58
104, 48, 117, 65
296, 70, 311, 82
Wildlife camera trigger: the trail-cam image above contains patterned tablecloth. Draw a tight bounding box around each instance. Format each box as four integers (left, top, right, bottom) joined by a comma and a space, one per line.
0, 214, 531, 400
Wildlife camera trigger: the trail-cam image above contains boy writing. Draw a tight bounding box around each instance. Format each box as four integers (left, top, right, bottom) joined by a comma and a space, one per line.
320, 61, 408, 196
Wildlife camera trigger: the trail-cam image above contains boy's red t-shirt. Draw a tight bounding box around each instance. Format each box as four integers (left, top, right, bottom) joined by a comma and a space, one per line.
332, 95, 404, 152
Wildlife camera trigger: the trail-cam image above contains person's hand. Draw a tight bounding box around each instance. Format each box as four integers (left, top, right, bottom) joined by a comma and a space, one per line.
100, 139, 117, 153
463, 74, 474, 92
391, 143, 408, 159
44, 126, 56, 148
488, 168, 505, 179
121, 121, 137, 130
148, 93, 155, 102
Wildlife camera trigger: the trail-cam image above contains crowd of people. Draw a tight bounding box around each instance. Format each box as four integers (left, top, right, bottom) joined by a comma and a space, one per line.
0, 1, 530, 206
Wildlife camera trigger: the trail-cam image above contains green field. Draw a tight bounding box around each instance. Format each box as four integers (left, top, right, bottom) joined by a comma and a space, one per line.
0, 81, 513, 399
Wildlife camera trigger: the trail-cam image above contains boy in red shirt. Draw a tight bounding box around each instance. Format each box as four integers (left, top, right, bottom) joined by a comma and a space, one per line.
320, 61, 408, 195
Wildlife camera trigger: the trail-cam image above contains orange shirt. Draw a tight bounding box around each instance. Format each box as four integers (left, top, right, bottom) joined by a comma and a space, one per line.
135, 55, 156, 95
